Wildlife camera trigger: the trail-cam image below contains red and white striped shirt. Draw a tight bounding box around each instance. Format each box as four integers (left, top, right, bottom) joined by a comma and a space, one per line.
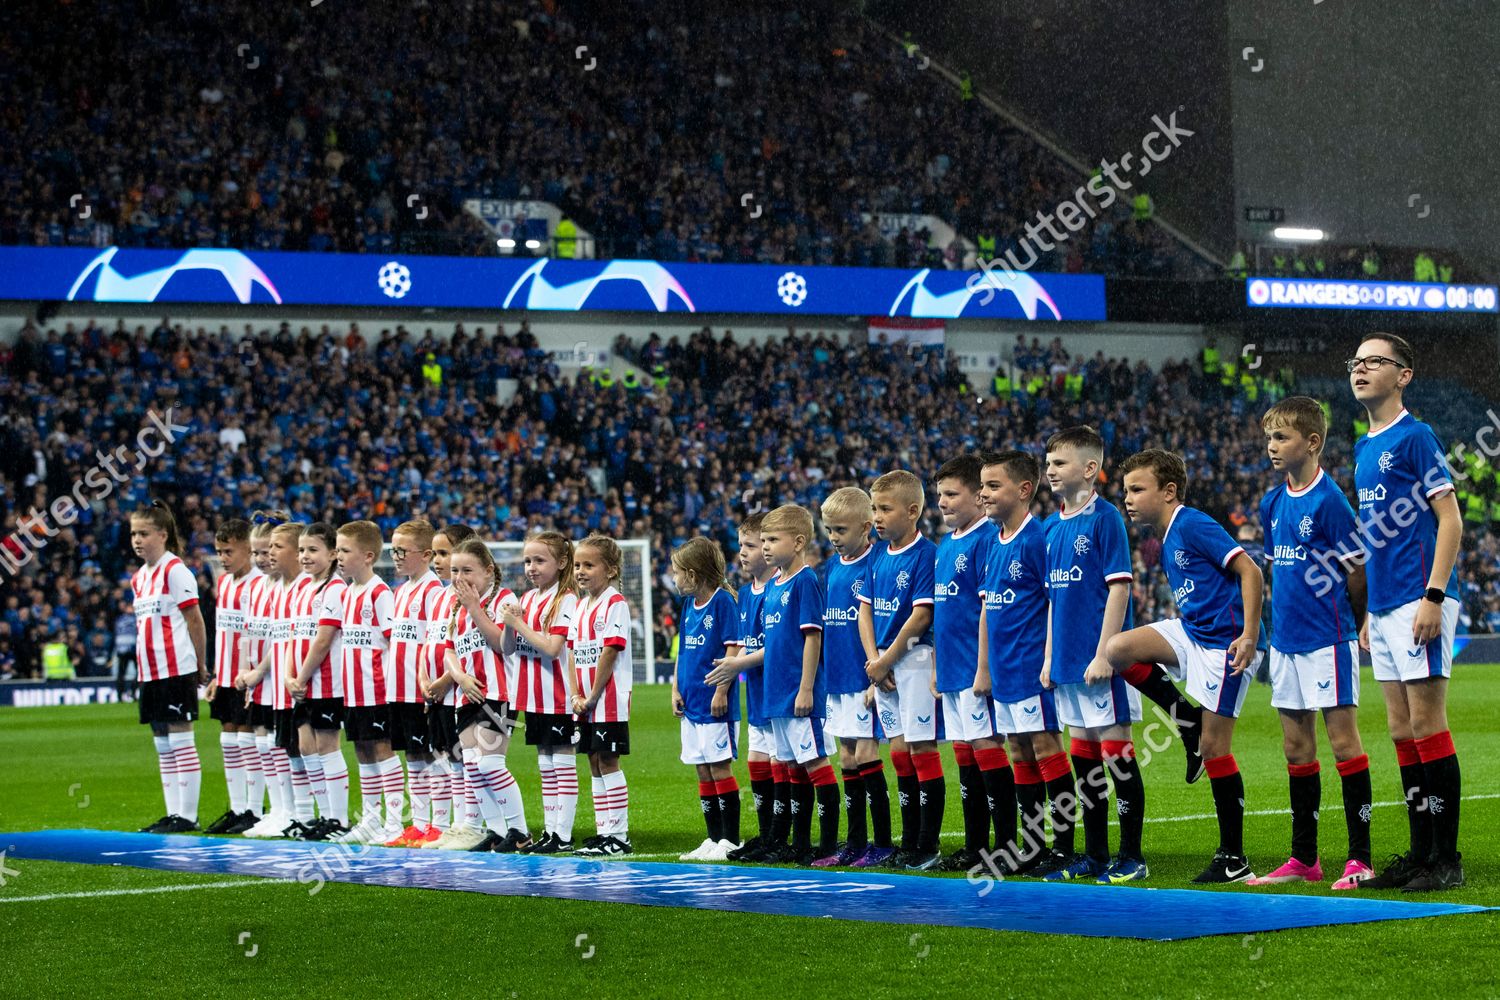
446, 586, 516, 704
389, 570, 445, 704
272, 573, 314, 710
297, 574, 347, 700
428, 588, 464, 708
340, 577, 395, 708
247, 576, 284, 707
568, 586, 632, 723
132, 552, 201, 683
515, 585, 578, 714
212, 568, 260, 687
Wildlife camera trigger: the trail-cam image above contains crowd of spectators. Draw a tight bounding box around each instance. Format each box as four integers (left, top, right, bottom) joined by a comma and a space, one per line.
2, 316, 1497, 681
0, 0, 1206, 277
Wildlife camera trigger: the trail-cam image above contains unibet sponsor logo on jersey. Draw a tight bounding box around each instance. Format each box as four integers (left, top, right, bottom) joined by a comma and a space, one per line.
392, 619, 425, 643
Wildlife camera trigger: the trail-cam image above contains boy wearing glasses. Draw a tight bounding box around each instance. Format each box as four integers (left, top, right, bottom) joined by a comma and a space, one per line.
1346, 335, 1464, 892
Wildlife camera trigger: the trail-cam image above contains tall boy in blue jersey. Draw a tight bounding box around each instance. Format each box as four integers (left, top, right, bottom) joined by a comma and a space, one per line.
1249, 396, 1374, 890
973, 450, 1072, 877
930, 455, 1011, 873
1108, 448, 1266, 884
710, 514, 781, 862
1040, 427, 1144, 883
816, 487, 896, 867
858, 470, 938, 869
758, 504, 840, 863
1346, 334, 1463, 892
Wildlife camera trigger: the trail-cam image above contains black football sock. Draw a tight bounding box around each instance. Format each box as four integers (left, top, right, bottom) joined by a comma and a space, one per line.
749, 760, 775, 840
1287, 762, 1321, 865
1206, 754, 1245, 857
892, 750, 919, 850
1039, 752, 1075, 857
1070, 740, 1108, 862
1103, 741, 1145, 861
1416, 733, 1462, 864
957, 753, 989, 853
841, 769, 868, 852
699, 780, 722, 843
810, 765, 841, 855
912, 751, 946, 854
769, 763, 792, 845
861, 760, 893, 848
975, 748, 1015, 856
790, 768, 814, 851
715, 777, 741, 845
1396, 740, 1431, 862
1336, 754, 1372, 866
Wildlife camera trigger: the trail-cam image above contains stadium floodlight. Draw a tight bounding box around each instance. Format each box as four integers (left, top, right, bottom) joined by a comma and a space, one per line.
1272, 227, 1325, 242
525, 239, 541, 249
496, 238, 517, 248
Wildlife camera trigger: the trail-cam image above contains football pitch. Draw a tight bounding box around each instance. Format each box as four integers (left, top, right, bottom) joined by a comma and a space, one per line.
2, 670, 1498, 999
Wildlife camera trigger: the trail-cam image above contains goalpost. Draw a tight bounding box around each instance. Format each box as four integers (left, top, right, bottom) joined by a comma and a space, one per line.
373, 538, 657, 685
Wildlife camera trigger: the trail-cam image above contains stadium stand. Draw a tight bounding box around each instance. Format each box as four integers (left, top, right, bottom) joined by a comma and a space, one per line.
2, 317, 1496, 682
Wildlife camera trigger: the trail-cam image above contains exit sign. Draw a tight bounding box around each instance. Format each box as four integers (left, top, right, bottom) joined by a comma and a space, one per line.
1244, 206, 1286, 223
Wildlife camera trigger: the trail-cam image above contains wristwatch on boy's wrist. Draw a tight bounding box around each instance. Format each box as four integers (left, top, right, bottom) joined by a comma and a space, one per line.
1423, 587, 1445, 605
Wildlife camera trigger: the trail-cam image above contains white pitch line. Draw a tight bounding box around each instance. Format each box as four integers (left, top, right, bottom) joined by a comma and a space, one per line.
0, 877, 291, 904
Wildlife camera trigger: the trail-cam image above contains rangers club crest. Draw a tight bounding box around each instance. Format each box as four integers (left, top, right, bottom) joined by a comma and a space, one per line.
702, 614, 713, 630
1073, 535, 1090, 556
779, 590, 791, 606
1297, 515, 1314, 539
1173, 549, 1190, 570
954, 553, 968, 574
1377, 450, 1394, 474
1008, 559, 1023, 581
896, 570, 910, 591
850, 577, 863, 597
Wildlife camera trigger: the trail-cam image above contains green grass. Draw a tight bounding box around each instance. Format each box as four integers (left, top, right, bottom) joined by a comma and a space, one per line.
2, 668, 1498, 999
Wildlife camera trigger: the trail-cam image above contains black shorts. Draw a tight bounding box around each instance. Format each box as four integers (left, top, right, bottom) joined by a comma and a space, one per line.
248, 702, 275, 729
138, 674, 201, 727
578, 719, 630, 756
344, 704, 393, 744
208, 684, 251, 726
294, 697, 345, 732
388, 701, 431, 755
524, 711, 577, 747
273, 708, 299, 752
456, 699, 513, 737
426, 701, 460, 756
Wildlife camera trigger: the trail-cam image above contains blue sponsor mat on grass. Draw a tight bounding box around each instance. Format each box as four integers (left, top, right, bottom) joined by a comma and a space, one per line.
3, 829, 1491, 941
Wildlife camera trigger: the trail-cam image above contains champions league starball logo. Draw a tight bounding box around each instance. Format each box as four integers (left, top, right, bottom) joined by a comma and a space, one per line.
65, 247, 283, 304
895, 267, 1063, 320
503, 259, 696, 312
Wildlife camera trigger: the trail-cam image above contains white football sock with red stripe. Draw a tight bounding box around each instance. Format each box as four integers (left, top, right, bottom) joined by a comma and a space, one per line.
591, 774, 607, 838
320, 750, 349, 824
538, 752, 557, 836
461, 756, 481, 827
241, 732, 264, 815
429, 756, 452, 831
554, 752, 580, 842
304, 752, 328, 818
271, 746, 294, 819
378, 756, 405, 829
356, 762, 380, 829
154, 735, 179, 818
167, 731, 201, 823
220, 733, 245, 813
256, 733, 282, 815
601, 769, 628, 838
487, 754, 527, 836
288, 755, 313, 822
408, 759, 430, 829
466, 749, 503, 833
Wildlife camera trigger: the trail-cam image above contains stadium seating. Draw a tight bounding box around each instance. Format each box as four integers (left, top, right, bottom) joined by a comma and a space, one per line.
1, 317, 1495, 680
0, 0, 1206, 276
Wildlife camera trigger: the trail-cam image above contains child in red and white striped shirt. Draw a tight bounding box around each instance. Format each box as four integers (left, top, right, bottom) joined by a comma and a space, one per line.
501, 532, 580, 852
287, 522, 349, 840
235, 514, 301, 838
441, 537, 529, 853
569, 534, 635, 857
332, 520, 401, 844
203, 517, 260, 835
383, 519, 446, 847
421, 524, 479, 848
131, 501, 208, 834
